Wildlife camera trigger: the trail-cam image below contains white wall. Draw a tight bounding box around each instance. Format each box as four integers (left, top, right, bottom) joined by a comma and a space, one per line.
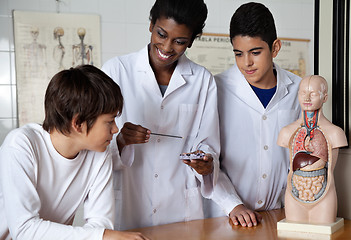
0, 0, 314, 145
1, 0, 328, 225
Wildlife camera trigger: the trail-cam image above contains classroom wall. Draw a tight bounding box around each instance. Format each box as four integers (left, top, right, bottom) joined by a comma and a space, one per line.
0, 0, 314, 145
5, 0, 351, 225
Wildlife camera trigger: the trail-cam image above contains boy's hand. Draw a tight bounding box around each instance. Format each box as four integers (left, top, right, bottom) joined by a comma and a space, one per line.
103, 229, 150, 240
229, 204, 262, 227
182, 151, 214, 175
117, 122, 150, 153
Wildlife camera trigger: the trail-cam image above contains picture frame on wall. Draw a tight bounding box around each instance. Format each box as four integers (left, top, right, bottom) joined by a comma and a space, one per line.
13, 10, 101, 126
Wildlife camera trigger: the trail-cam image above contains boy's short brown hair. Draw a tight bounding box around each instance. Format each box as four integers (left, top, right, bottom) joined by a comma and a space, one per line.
43, 65, 123, 134
230, 2, 277, 50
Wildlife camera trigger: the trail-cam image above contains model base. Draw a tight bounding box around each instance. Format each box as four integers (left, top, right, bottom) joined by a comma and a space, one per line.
277, 218, 344, 239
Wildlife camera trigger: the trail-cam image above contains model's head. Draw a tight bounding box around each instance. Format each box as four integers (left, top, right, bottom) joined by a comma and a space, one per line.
149, 0, 207, 42
230, 2, 277, 50
43, 65, 123, 135
298, 75, 328, 111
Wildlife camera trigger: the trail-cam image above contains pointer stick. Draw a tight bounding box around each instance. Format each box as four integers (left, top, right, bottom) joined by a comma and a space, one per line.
150, 132, 182, 139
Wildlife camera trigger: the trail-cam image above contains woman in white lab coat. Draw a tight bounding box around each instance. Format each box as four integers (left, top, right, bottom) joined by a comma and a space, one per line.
102, 0, 220, 230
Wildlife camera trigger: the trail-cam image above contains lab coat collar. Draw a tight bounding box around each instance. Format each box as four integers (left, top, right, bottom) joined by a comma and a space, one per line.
267, 63, 293, 111
227, 65, 265, 113
136, 46, 162, 97
165, 54, 191, 98
136, 45, 153, 72
228, 63, 293, 114
135, 45, 191, 98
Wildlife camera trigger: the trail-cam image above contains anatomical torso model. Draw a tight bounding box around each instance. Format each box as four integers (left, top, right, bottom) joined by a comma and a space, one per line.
277, 75, 348, 224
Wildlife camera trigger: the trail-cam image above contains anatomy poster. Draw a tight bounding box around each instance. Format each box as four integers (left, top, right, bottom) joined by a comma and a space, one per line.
185, 33, 235, 75
13, 10, 101, 126
186, 33, 310, 77
274, 38, 310, 78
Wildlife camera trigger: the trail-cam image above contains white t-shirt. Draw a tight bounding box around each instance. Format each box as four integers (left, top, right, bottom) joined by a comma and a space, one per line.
0, 123, 114, 240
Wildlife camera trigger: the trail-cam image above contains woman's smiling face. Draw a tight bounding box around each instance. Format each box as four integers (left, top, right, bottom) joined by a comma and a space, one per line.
148, 16, 193, 71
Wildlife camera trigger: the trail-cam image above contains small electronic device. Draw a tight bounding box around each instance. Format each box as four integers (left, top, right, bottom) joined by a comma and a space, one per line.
179, 152, 205, 160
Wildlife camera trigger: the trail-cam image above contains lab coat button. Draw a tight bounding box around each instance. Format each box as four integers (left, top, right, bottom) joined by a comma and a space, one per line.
154, 174, 158, 178
153, 209, 157, 213
264, 145, 268, 150
262, 115, 267, 120
157, 139, 161, 143
258, 200, 263, 204
161, 105, 164, 109
262, 174, 267, 179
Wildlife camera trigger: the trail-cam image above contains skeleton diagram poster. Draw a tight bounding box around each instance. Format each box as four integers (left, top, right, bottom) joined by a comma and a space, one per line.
13, 10, 101, 126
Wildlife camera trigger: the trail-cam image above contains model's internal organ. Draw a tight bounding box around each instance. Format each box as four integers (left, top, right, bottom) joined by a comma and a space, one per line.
291, 127, 328, 202
292, 174, 325, 201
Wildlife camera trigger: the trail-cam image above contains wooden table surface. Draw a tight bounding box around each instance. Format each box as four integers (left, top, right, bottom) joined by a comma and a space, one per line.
129, 208, 351, 240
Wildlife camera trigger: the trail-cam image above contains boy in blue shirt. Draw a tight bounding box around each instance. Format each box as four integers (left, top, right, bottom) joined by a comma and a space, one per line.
206, 2, 301, 227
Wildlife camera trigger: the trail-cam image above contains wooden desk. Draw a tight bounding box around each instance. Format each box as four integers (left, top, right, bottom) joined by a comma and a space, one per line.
129, 209, 351, 240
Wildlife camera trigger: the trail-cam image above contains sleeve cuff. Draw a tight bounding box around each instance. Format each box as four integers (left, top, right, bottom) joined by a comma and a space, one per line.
110, 136, 135, 170
210, 171, 243, 215
194, 152, 219, 198
215, 194, 243, 216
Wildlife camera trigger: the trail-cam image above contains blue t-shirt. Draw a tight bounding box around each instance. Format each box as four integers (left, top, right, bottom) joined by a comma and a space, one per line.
159, 84, 168, 96
250, 84, 277, 108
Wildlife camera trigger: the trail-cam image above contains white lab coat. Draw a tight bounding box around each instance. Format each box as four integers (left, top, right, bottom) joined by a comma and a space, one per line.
102, 46, 220, 230
205, 64, 301, 217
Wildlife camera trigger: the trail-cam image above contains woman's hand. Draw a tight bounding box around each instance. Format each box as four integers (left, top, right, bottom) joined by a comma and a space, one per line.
117, 122, 150, 153
182, 150, 214, 175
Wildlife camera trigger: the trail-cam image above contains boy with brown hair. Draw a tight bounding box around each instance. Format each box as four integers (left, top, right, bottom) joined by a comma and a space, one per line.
0, 65, 149, 240
206, 2, 301, 227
